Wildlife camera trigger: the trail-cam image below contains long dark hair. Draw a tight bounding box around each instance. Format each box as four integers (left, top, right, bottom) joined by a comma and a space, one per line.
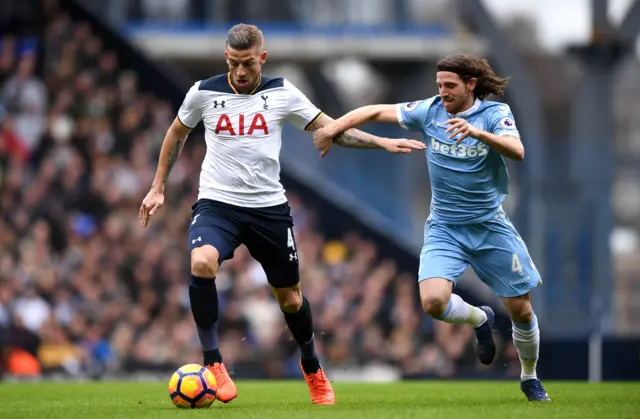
436, 54, 510, 99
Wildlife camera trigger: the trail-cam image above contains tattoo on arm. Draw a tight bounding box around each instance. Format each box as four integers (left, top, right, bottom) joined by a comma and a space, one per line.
333, 128, 381, 149
163, 138, 186, 185
309, 113, 384, 149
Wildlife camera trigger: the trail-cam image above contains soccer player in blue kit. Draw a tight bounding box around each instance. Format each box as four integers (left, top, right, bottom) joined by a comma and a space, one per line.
313, 54, 550, 402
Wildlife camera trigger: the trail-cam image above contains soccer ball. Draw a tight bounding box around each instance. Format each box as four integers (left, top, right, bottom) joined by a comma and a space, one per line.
168, 364, 217, 408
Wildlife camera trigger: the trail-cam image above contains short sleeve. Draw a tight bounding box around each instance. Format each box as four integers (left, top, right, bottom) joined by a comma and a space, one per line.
284, 80, 323, 131
396, 96, 436, 132
177, 82, 202, 129
488, 104, 520, 138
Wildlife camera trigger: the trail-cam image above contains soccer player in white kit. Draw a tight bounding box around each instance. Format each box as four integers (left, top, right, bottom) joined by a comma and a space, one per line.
139, 23, 425, 405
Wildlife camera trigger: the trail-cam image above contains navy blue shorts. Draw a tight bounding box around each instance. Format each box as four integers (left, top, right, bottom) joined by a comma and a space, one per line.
188, 199, 299, 288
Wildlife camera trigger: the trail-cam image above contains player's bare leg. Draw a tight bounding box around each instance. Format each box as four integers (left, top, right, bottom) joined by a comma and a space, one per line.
503, 292, 550, 401
190, 245, 237, 403
419, 278, 496, 364
272, 284, 335, 405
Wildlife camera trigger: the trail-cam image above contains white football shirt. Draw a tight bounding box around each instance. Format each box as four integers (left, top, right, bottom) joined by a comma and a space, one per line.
177, 73, 323, 208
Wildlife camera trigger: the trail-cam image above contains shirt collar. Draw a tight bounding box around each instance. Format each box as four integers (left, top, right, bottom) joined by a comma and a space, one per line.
448, 98, 481, 118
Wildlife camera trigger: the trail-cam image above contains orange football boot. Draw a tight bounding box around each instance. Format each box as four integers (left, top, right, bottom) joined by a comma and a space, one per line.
207, 363, 237, 403
300, 362, 335, 405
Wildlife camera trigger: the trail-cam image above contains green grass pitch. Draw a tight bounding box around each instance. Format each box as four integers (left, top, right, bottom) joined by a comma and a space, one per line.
1, 381, 639, 419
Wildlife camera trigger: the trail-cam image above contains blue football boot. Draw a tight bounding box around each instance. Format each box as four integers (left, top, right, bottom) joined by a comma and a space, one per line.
521, 379, 551, 401
474, 306, 496, 365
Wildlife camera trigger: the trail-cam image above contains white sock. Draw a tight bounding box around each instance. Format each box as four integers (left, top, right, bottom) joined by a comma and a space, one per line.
436, 294, 487, 328
512, 314, 540, 381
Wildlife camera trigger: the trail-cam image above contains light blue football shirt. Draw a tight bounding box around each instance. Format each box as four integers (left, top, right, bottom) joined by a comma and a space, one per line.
396, 96, 520, 224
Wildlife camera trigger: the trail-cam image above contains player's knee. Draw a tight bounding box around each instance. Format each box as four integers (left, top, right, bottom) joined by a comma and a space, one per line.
419, 278, 453, 318
421, 293, 450, 317
190, 245, 220, 278
273, 285, 302, 313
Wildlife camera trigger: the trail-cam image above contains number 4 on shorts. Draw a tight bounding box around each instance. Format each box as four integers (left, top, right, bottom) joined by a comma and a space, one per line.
512, 252, 524, 275
287, 227, 296, 250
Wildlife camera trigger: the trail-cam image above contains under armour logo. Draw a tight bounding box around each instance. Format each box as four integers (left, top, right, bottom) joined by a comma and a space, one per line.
192, 237, 202, 244
191, 214, 200, 225
214, 100, 225, 108
261, 94, 268, 110
289, 252, 298, 261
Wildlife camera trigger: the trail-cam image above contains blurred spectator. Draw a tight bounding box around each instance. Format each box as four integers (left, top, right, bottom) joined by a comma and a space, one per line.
0, 52, 47, 152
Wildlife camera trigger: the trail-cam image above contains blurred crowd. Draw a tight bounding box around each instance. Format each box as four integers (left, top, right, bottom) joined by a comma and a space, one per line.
0, 3, 519, 380
78, 0, 456, 29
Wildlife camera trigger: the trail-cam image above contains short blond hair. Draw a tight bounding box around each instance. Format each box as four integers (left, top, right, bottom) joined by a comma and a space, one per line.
226, 24, 263, 50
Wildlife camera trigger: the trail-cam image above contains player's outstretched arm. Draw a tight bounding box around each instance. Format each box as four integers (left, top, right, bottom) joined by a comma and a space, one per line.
139, 117, 192, 227
310, 111, 424, 158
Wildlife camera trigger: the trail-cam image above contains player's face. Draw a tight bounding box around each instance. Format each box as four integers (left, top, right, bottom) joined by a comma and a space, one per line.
225, 46, 267, 93
436, 71, 476, 114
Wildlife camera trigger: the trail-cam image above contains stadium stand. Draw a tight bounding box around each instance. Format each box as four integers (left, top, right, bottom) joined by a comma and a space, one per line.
0, 1, 518, 380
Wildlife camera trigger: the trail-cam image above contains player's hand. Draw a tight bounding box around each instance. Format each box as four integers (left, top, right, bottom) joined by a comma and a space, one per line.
379, 138, 426, 154
139, 188, 165, 227
445, 118, 480, 143
312, 127, 334, 158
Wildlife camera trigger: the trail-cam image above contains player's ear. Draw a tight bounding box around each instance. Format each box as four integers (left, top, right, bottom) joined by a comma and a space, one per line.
468, 77, 477, 91
260, 50, 267, 65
